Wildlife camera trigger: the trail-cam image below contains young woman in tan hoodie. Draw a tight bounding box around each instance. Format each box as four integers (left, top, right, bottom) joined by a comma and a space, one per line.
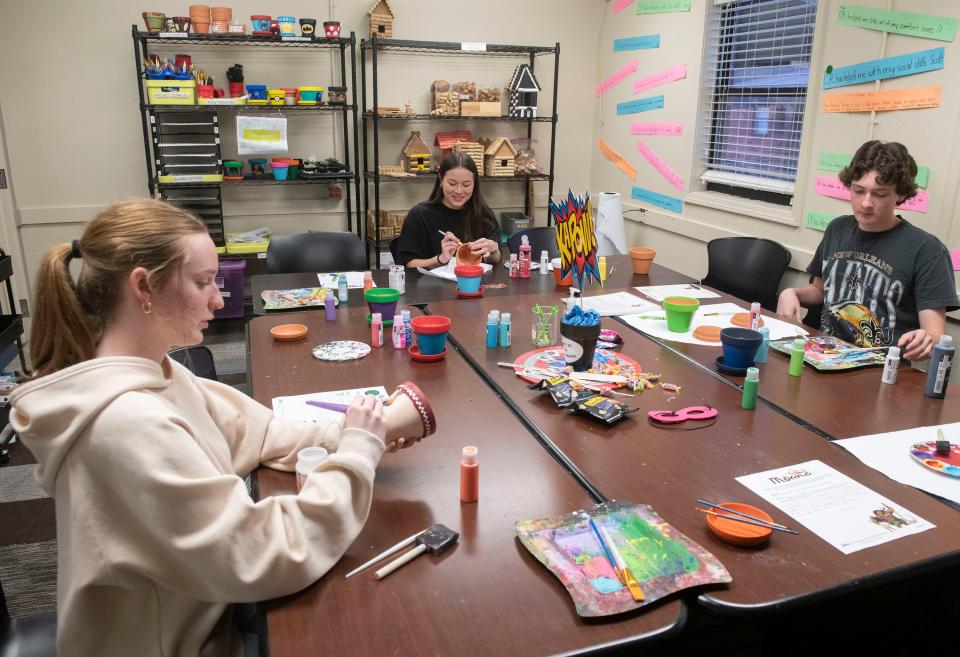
10, 199, 397, 657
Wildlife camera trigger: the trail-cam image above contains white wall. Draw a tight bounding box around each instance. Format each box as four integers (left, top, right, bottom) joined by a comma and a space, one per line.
590, 0, 959, 303
0, 0, 603, 292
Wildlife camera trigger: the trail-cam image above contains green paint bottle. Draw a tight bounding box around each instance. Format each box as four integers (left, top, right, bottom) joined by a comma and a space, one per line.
788, 338, 806, 377
742, 367, 759, 410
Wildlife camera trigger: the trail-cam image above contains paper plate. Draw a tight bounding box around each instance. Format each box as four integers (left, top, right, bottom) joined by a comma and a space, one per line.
706, 502, 773, 546
512, 347, 641, 388
271, 323, 308, 341
909, 441, 960, 477
312, 340, 371, 361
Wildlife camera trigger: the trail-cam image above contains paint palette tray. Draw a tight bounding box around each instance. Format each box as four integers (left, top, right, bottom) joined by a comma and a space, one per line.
769, 336, 886, 371
909, 441, 960, 477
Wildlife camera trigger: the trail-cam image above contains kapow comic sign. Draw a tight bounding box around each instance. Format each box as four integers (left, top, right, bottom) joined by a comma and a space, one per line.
549, 189, 601, 289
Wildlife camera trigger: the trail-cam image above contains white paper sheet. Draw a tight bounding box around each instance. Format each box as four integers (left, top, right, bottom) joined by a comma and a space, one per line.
836, 423, 960, 505
635, 284, 720, 301
563, 292, 659, 317
619, 302, 808, 345
736, 460, 934, 554
317, 272, 375, 289
416, 261, 493, 282
272, 386, 389, 423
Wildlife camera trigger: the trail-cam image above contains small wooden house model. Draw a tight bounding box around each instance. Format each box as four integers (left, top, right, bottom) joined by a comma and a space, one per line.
508, 64, 541, 118
452, 139, 484, 176
484, 137, 517, 177
434, 130, 473, 157
368, 0, 394, 39
402, 131, 431, 173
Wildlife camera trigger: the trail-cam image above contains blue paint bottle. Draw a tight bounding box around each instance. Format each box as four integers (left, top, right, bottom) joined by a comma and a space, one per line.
486, 310, 499, 349
499, 312, 512, 348
401, 309, 413, 346
754, 327, 770, 364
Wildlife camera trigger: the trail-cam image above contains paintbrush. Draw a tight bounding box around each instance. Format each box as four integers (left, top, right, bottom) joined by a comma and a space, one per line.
696, 508, 799, 535
344, 528, 429, 578
436, 230, 462, 246
598, 523, 644, 602
696, 499, 790, 528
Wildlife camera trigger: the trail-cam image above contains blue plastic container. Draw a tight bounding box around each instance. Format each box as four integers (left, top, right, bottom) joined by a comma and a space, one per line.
246, 84, 267, 100
720, 327, 763, 370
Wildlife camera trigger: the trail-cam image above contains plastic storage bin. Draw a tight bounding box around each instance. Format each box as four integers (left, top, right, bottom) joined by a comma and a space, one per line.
214, 259, 246, 319
146, 79, 197, 105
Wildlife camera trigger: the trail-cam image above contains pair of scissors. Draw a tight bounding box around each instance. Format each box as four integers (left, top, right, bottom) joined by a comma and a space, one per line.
647, 406, 718, 424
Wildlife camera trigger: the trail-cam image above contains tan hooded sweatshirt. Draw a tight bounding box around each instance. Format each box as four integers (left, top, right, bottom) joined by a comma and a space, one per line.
9, 356, 385, 657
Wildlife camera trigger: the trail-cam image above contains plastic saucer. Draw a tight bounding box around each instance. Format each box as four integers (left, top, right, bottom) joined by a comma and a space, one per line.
456, 288, 484, 299
408, 345, 446, 362
270, 323, 308, 341
706, 502, 773, 546
715, 356, 749, 376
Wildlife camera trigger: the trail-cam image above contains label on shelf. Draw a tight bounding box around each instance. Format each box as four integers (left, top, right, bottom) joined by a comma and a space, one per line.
461, 42, 487, 52
281, 36, 311, 42
257, 252, 267, 259
158, 32, 189, 38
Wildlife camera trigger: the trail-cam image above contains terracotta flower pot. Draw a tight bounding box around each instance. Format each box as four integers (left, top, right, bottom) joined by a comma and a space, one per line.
142, 12, 165, 32
384, 381, 437, 444
629, 247, 656, 275
456, 242, 481, 266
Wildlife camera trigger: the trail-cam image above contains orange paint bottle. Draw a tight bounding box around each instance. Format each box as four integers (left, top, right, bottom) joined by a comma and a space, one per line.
460, 446, 479, 503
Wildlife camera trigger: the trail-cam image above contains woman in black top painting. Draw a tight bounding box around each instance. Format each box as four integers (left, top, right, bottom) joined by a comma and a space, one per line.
395, 153, 502, 269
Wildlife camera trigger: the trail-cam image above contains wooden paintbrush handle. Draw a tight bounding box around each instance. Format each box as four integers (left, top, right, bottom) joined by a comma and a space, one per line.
375, 543, 427, 580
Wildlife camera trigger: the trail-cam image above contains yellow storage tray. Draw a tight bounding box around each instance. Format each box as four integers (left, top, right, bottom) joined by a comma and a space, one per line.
225, 239, 270, 254
158, 173, 224, 183
146, 79, 197, 105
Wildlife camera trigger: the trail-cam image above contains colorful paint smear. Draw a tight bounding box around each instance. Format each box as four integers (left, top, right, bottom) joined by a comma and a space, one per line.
631, 186, 683, 214
515, 501, 731, 617
631, 121, 683, 136
837, 5, 958, 42
550, 189, 601, 289
823, 47, 944, 89
815, 176, 928, 213
633, 63, 687, 93
817, 151, 928, 188
613, 34, 660, 52
597, 59, 638, 97
636, 141, 684, 191
822, 85, 941, 112
617, 95, 665, 116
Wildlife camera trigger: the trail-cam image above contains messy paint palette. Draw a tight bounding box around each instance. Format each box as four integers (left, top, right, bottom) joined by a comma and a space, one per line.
769, 335, 886, 371
512, 347, 641, 388
909, 441, 960, 477
261, 287, 336, 311
515, 501, 731, 617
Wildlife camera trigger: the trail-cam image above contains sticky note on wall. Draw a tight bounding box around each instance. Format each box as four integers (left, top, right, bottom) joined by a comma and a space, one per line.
951, 249, 960, 271
805, 211, 836, 232
822, 85, 941, 112
836, 5, 958, 42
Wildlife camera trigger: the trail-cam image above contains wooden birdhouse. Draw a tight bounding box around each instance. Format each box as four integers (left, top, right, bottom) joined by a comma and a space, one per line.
452, 139, 484, 176
368, 0, 394, 39
508, 64, 541, 118
402, 131, 431, 173
483, 137, 517, 177
434, 130, 473, 157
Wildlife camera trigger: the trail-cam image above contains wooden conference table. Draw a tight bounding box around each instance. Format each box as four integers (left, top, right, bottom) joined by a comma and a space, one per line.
248, 308, 685, 657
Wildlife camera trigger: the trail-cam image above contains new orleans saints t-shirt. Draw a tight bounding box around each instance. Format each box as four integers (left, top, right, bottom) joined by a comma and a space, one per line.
807, 215, 959, 347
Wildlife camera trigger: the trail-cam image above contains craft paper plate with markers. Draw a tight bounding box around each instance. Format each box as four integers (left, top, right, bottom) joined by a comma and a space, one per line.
769, 335, 886, 371
909, 441, 960, 477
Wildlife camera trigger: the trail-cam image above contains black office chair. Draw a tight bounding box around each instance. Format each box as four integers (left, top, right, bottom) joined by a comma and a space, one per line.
168, 346, 218, 381
1, 579, 57, 657
266, 232, 366, 274
701, 237, 791, 311
507, 227, 559, 259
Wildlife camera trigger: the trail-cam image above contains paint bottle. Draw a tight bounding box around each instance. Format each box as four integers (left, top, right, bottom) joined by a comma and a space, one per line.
486, 310, 499, 349
924, 335, 954, 399
788, 338, 805, 377
371, 312, 383, 348
509, 253, 519, 278
295, 446, 329, 493
499, 312, 512, 348
518, 235, 532, 279
324, 290, 336, 321
392, 314, 406, 349
598, 255, 607, 283
749, 302, 762, 331
881, 345, 900, 385
539, 250, 549, 275
337, 273, 348, 303
401, 309, 413, 347
363, 270, 374, 291
742, 367, 759, 410
388, 264, 405, 294
459, 445, 479, 503
754, 327, 770, 364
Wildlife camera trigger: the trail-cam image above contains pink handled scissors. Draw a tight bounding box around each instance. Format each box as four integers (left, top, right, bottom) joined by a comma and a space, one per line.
647, 406, 718, 424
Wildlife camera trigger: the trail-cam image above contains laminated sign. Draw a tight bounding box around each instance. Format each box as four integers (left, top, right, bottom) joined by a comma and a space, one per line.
236, 115, 288, 154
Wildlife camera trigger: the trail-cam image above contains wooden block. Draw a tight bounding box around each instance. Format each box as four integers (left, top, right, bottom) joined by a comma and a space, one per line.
460, 102, 501, 117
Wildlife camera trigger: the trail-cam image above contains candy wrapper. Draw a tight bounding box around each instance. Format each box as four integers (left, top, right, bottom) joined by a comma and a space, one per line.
571, 396, 636, 425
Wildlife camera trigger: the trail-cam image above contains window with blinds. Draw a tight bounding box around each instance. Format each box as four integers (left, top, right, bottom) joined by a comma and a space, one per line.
701, 0, 818, 202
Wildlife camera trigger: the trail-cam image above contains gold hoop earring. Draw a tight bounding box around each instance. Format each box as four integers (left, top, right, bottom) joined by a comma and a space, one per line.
142, 301, 153, 314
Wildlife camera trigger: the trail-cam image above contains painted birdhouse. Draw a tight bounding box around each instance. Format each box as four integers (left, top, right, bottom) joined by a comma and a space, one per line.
508, 64, 541, 118
368, 0, 394, 39
402, 131, 431, 173
452, 139, 484, 176
483, 138, 518, 177
434, 130, 473, 157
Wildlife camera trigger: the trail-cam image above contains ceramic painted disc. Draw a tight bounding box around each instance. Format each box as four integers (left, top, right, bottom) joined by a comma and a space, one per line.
512, 347, 641, 388
312, 340, 371, 361
692, 325, 722, 342
909, 441, 960, 477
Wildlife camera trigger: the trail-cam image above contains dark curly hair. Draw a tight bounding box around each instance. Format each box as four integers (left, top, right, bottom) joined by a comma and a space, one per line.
838, 141, 918, 201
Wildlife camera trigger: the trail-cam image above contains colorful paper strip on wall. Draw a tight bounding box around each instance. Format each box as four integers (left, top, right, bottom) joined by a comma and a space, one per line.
598, 139, 637, 181
631, 121, 683, 136
837, 5, 958, 43
821, 85, 941, 112
612, 34, 661, 52
613, 0, 634, 14
817, 151, 929, 188
805, 211, 836, 232
515, 501, 731, 617
823, 47, 944, 89
550, 189, 601, 289
636, 0, 692, 14
950, 249, 960, 271
597, 59, 639, 97
632, 64, 687, 93
815, 176, 928, 213
631, 186, 683, 214
636, 141, 684, 191
617, 95, 665, 116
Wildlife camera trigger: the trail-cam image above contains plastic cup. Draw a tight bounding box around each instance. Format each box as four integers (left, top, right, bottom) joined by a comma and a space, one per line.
560, 320, 601, 372
410, 315, 451, 356
364, 288, 400, 321
629, 247, 656, 275
662, 296, 699, 332
551, 258, 572, 286
454, 265, 483, 294
720, 327, 764, 370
